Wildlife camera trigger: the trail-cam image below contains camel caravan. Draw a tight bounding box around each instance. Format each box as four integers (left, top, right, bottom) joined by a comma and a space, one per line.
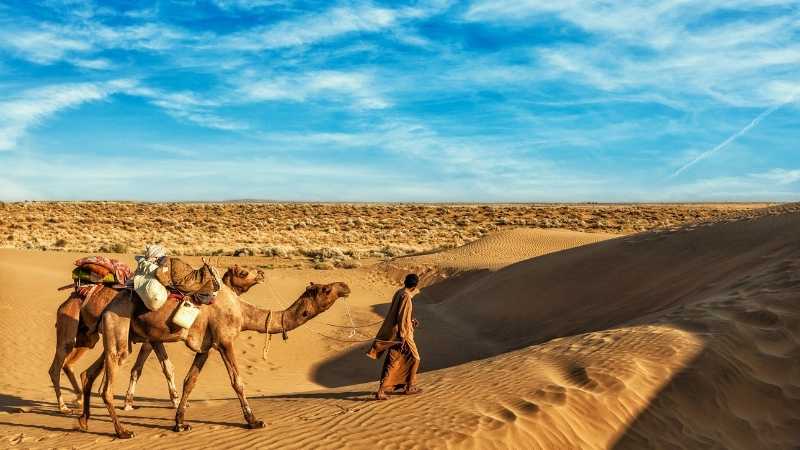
50, 245, 351, 439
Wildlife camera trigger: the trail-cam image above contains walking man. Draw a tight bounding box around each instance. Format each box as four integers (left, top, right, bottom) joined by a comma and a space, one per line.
367, 273, 422, 400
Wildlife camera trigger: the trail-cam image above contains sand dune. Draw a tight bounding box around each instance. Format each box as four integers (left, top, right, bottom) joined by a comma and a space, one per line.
394, 227, 618, 272
1, 205, 800, 449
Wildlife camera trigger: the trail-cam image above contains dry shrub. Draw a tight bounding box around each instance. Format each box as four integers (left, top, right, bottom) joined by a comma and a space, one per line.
313, 261, 335, 270
262, 245, 296, 258
334, 258, 361, 269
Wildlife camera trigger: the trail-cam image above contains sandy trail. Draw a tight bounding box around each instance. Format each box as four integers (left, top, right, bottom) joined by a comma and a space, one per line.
1, 209, 800, 449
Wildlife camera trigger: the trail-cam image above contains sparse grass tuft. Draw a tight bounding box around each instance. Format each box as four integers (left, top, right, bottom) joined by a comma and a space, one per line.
313, 261, 335, 270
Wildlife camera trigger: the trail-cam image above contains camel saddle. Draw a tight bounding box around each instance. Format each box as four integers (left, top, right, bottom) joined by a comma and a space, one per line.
154, 257, 221, 305
71, 256, 132, 287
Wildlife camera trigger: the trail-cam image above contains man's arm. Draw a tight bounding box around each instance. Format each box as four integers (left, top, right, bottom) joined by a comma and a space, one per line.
398, 292, 414, 340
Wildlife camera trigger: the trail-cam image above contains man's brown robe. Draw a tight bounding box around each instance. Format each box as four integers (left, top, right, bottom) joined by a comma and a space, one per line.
367, 287, 420, 388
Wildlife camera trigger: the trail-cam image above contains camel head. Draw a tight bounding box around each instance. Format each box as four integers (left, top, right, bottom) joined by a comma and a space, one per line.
283, 281, 351, 327
222, 265, 266, 295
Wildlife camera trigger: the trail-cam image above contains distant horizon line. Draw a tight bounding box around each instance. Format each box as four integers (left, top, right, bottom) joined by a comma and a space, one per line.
1, 199, 785, 205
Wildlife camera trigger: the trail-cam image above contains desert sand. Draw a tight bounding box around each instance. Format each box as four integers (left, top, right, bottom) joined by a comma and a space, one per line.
1, 203, 800, 449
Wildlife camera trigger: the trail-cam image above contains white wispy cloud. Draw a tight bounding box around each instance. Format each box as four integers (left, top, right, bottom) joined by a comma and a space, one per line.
238, 70, 390, 109
660, 168, 800, 201
0, 79, 135, 151
672, 91, 798, 177
211, 0, 292, 11
0, 26, 91, 64
217, 1, 447, 51
0, 20, 193, 67
464, 1, 800, 109
750, 168, 800, 184
127, 86, 248, 131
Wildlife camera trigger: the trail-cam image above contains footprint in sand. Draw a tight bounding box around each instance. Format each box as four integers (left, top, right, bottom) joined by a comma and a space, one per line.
513, 399, 541, 415
531, 385, 567, 406
478, 414, 506, 430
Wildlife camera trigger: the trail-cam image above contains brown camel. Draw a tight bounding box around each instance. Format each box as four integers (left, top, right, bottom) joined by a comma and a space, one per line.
77, 278, 350, 438
49, 265, 264, 414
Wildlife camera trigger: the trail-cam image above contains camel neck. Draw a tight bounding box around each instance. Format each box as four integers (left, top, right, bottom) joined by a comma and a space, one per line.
239, 301, 299, 334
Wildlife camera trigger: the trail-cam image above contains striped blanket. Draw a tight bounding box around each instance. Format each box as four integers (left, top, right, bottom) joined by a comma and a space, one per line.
74, 256, 132, 285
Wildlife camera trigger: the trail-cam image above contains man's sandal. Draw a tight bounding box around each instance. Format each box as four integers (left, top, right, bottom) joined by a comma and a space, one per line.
403, 386, 423, 395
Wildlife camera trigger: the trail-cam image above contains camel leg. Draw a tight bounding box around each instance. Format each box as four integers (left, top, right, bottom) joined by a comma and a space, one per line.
49, 345, 74, 414
123, 342, 152, 411
77, 354, 105, 432
50, 295, 81, 414
219, 342, 264, 429
152, 342, 180, 408
174, 352, 209, 432
99, 315, 134, 439
63, 346, 89, 410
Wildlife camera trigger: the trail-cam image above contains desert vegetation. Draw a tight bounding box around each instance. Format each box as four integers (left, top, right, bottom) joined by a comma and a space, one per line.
0, 202, 771, 262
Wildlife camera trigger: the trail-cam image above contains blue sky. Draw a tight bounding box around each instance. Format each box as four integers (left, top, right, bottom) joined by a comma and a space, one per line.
0, 0, 798, 202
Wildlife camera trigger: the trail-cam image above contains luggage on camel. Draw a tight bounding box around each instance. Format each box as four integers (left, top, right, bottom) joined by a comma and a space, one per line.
154, 257, 221, 305
172, 299, 201, 328
72, 256, 132, 286
133, 258, 168, 311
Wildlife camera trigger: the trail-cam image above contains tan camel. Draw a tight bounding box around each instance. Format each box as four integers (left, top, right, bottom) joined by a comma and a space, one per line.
77, 279, 350, 438
49, 265, 264, 414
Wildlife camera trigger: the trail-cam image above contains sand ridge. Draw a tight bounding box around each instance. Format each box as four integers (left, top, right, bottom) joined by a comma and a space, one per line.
394, 227, 619, 272
1, 204, 799, 449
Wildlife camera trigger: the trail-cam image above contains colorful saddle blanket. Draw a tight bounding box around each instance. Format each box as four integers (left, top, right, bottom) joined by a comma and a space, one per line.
73, 256, 132, 285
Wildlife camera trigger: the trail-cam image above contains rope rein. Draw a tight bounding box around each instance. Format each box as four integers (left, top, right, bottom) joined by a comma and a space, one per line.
321, 319, 384, 328
262, 310, 272, 362
262, 281, 382, 347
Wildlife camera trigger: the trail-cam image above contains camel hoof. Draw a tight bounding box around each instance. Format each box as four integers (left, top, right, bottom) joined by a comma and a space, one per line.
173, 424, 192, 432
248, 420, 266, 429
59, 405, 71, 414
117, 430, 135, 439
122, 403, 135, 411
76, 417, 88, 432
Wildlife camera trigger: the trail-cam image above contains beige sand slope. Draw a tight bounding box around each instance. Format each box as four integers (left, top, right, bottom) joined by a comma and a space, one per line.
1, 208, 800, 449
394, 228, 619, 272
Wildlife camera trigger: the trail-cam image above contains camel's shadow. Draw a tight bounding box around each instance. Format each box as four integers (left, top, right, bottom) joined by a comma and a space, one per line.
256, 390, 374, 402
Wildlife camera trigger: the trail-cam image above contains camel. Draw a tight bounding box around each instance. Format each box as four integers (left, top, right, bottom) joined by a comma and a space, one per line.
77, 278, 351, 438
49, 265, 264, 414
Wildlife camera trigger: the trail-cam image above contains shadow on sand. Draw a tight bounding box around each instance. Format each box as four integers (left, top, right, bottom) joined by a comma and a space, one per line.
314, 212, 800, 447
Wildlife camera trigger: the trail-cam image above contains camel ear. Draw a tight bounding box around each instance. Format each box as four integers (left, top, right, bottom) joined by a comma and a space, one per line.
309, 281, 315, 286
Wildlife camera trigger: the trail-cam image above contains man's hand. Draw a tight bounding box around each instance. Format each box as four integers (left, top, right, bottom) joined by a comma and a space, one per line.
412, 318, 419, 328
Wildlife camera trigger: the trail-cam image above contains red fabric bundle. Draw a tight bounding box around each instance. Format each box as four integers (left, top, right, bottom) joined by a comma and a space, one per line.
74, 256, 132, 285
